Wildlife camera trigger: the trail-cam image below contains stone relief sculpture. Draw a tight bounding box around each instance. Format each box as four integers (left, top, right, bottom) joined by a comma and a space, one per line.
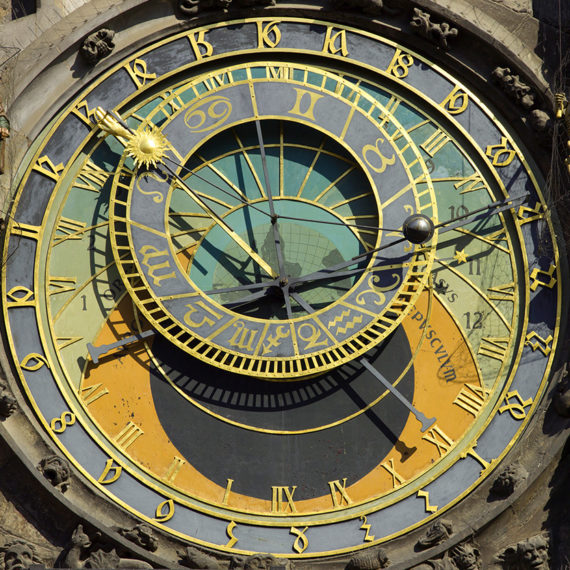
117, 524, 158, 552
490, 464, 528, 498
37, 455, 71, 493
345, 547, 390, 569
0, 104, 10, 175
410, 8, 458, 49
0, 540, 43, 570
416, 520, 454, 549
412, 541, 481, 570
230, 553, 287, 569
58, 525, 153, 569
495, 534, 549, 569
80, 29, 116, 65
491, 67, 535, 110
178, 546, 223, 569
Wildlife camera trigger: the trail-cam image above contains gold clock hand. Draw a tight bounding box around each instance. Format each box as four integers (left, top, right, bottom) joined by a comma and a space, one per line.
161, 161, 278, 278
94, 107, 278, 279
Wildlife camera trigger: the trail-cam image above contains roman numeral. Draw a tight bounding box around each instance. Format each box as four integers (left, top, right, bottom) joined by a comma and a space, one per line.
422, 425, 454, 457
478, 337, 509, 360
164, 456, 186, 483
453, 172, 486, 194
328, 478, 352, 507
48, 276, 77, 296
381, 458, 405, 488
75, 159, 111, 193
487, 282, 515, 302
420, 129, 451, 157
53, 217, 87, 245
453, 384, 490, 416
271, 486, 297, 513
114, 421, 144, 450
81, 383, 110, 406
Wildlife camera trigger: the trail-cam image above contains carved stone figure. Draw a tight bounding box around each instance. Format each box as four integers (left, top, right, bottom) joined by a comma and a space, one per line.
0, 104, 10, 175
0, 540, 42, 570
80, 29, 115, 65
490, 464, 528, 498
412, 542, 480, 570
449, 543, 481, 570
37, 455, 71, 493
178, 546, 223, 569
345, 547, 390, 569
491, 67, 535, 110
0, 383, 17, 418
416, 519, 453, 549
496, 534, 549, 569
230, 553, 285, 569
60, 525, 153, 569
178, 0, 273, 16
330, 0, 385, 16
117, 524, 158, 552
410, 8, 458, 49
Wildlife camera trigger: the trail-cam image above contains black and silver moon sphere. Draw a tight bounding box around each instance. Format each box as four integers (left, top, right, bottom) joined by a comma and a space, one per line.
402, 214, 435, 244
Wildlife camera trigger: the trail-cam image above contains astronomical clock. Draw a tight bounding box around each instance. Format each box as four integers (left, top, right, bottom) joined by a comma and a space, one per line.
0, 1, 568, 568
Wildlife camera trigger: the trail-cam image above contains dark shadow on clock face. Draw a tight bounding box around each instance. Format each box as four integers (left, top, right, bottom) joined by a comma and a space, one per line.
149, 327, 414, 500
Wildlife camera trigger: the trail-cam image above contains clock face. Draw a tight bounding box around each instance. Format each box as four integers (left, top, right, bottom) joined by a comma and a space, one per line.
2, 17, 563, 559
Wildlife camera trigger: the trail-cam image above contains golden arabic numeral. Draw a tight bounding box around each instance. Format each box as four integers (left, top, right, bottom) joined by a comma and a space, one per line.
290, 527, 309, 554
6, 286, 35, 308
525, 331, 553, 356
50, 411, 76, 433
498, 390, 533, 420
184, 302, 223, 328
328, 478, 352, 507
184, 95, 232, 133
422, 425, 454, 457
440, 85, 469, 115
529, 264, 556, 291
124, 58, 157, 89
271, 486, 297, 513
98, 458, 122, 484
417, 489, 438, 513
33, 155, 65, 181
386, 49, 414, 78
72, 99, 99, 125
20, 353, 50, 371
362, 137, 396, 173
257, 20, 282, 48
155, 498, 175, 522
485, 136, 516, 167
322, 27, 349, 56
226, 521, 238, 548
359, 515, 375, 542
188, 29, 214, 60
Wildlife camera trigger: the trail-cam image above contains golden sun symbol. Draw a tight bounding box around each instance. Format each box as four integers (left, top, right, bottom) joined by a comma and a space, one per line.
125, 129, 168, 168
